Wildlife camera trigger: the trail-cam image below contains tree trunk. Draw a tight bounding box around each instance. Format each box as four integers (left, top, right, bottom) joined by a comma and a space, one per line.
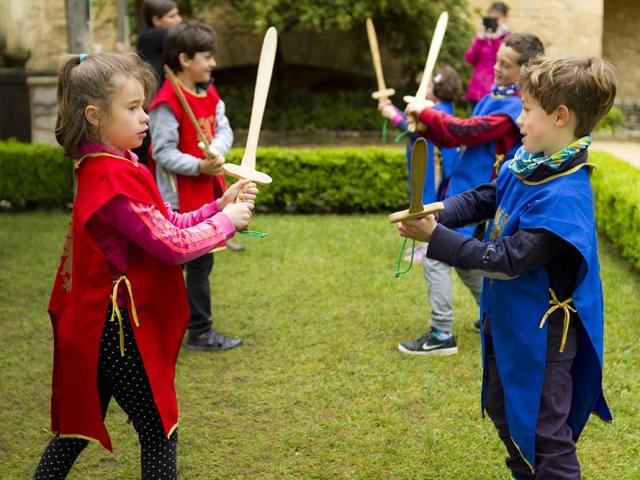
65, 0, 90, 53
116, 0, 130, 48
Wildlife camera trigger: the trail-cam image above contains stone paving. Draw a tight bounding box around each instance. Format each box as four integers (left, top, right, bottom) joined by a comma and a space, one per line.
592, 140, 640, 168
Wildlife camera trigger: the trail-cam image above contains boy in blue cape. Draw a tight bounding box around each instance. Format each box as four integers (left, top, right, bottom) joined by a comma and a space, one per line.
399, 33, 544, 356
396, 55, 617, 479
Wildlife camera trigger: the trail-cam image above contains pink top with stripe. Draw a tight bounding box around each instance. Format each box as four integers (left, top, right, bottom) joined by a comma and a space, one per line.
78, 144, 235, 303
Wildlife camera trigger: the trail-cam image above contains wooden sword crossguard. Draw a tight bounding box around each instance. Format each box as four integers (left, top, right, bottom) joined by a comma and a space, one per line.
388, 137, 444, 223
366, 18, 395, 101
404, 11, 449, 133
223, 27, 277, 185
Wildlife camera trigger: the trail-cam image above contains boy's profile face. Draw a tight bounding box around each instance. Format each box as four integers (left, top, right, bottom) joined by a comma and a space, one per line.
493, 44, 520, 86
517, 93, 558, 154
180, 51, 217, 84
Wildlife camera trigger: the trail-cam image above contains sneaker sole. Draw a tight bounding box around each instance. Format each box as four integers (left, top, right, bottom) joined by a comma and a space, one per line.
185, 341, 243, 352
397, 344, 459, 356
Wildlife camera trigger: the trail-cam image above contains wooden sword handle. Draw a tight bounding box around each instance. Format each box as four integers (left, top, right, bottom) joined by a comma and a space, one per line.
408, 138, 427, 214
163, 65, 210, 149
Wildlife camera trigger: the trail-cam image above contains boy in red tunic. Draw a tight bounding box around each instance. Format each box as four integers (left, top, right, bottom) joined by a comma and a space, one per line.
148, 20, 241, 351
34, 52, 256, 479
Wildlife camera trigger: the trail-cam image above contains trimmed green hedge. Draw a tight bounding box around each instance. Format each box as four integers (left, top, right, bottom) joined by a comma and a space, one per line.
0, 139, 73, 208
591, 150, 640, 271
226, 147, 407, 213
2, 140, 640, 272
0, 140, 408, 212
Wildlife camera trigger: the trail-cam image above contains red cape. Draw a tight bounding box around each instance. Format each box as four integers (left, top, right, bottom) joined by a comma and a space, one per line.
48, 152, 189, 451
148, 79, 227, 211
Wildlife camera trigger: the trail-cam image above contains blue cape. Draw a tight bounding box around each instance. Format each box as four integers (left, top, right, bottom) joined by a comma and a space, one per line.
480, 158, 612, 470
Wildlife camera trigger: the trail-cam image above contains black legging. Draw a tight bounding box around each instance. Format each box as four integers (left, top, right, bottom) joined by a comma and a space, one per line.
34, 308, 178, 479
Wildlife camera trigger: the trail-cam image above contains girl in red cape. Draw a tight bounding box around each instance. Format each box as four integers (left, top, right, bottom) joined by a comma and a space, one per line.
34, 52, 257, 479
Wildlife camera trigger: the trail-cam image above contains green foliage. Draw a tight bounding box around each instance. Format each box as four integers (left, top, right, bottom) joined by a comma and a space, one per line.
0, 140, 409, 212
0, 139, 73, 209
595, 106, 625, 133
591, 150, 640, 271
223, 87, 384, 131
225, 146, 408, 213
185, 0, 474, 79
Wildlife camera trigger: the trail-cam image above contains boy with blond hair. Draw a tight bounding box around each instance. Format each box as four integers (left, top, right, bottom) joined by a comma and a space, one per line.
397, 55, 616, 479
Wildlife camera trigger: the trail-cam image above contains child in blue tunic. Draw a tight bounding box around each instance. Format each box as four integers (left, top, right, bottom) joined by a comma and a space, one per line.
399, 33, 544, 356
379, 65, 470, 356
396, 55, 617, 479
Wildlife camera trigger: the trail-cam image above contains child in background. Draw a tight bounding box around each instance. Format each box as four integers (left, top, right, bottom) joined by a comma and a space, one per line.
136, 0, 182, 82
380, 65, 475, 356
405, 33, 544, 343
34, 52, 256, 479
134, 0, 182, 165
397, 55, 616, 479
148, 20, 243, 352
378, 65, 462, 212
464, 2, 510, 109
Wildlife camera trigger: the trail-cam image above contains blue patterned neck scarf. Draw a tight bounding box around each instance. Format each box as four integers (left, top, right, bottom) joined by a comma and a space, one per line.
492, 83, 519, 97
509, 135, 592, 179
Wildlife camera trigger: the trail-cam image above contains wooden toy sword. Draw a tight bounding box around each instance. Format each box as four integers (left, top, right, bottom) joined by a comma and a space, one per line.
403, 11, 449, 132
223, 27, 277, 185
388, 137, 444, 223
366, 18, 395, 101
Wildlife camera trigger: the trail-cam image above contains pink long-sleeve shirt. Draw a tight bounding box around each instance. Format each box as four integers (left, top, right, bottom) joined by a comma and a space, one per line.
464, 35, 506, 102
79, 143, 235, 304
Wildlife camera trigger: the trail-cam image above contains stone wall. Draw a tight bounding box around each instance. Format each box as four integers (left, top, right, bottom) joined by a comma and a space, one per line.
603, 0, 640, 101
466, 0, 603, 56
0, 0, 119, 71
27, 75, 57, 144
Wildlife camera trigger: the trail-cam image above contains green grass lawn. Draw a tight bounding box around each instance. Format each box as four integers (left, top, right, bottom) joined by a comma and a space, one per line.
1, 212, 638, 479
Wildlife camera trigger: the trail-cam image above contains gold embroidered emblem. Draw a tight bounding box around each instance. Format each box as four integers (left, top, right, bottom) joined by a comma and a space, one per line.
493, 153, 505, 176
59, 220, 73, 292
490, 207, 510, 240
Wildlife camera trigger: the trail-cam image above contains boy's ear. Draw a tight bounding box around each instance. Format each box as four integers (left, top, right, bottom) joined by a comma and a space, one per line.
555, 105, 571, 128
178, 52, 191, 69
85, 105, 101, 127
151, 15, 162, 28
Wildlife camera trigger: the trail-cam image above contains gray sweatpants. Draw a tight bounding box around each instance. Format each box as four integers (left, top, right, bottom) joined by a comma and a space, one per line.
423, 255, 483, 333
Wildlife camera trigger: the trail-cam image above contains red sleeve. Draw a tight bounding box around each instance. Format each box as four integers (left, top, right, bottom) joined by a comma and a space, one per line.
417, 108, 521, 150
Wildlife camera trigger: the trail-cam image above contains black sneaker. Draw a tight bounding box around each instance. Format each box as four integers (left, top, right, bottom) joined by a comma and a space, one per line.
186, 330, 242, 352
398, 329, 458, 356
472, 319, 481, 333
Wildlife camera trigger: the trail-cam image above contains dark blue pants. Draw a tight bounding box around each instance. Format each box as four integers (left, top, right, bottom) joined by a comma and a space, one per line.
485, 355, 580, 479
185, 252, 214, 336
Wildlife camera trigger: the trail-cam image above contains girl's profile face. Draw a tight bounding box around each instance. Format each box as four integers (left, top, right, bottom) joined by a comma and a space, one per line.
153, 7, 182, 28
94, 75, 149, 152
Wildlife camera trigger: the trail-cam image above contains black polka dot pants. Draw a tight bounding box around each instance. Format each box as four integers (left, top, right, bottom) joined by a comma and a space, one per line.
34, 308, 178, 479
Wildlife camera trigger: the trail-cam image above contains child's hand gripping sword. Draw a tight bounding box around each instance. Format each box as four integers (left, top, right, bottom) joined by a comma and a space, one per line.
388, 137, 444, 224
223, 27, 277, 185
403, 11, 449, 133
366, 18, 395, 101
